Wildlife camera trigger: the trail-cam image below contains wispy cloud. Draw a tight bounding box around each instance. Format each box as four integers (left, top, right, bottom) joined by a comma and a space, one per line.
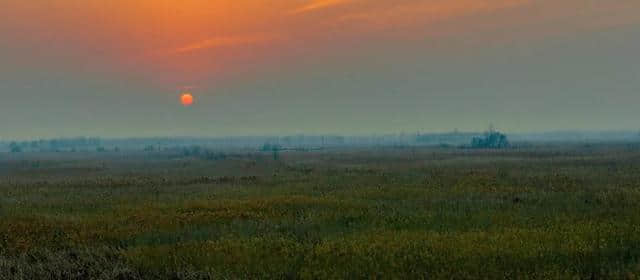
290, 0, 350, 15
328, 0, 530, 27
170, 34, 279, 54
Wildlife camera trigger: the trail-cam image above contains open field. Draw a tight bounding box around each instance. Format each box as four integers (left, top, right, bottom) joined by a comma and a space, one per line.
2, 143, 640, 279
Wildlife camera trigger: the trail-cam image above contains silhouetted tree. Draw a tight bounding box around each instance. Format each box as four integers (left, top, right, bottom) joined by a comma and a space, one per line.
471, 129, 509, 149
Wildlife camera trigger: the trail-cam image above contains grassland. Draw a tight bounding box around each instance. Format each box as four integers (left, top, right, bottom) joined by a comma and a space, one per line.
1, 143, 640, 279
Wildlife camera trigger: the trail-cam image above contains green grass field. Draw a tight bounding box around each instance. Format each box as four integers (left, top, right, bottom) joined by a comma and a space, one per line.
2, 144, 640, 279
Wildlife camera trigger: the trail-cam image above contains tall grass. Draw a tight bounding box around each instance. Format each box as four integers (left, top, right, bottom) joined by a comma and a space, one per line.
1, 144, 640, 278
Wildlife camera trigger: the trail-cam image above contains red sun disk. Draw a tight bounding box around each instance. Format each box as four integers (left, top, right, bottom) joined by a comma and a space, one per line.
181, 93, 194, 106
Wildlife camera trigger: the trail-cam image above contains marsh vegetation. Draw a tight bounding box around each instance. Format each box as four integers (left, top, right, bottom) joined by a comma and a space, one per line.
1, 143, 640, 279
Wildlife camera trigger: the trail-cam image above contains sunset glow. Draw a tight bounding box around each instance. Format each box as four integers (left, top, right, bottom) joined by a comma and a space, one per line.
5, 0, 640, 275
7, 0, 637, 90
2, 0, 640, 138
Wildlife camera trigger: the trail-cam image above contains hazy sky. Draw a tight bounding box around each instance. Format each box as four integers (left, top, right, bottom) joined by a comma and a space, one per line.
1, 0, 639, 139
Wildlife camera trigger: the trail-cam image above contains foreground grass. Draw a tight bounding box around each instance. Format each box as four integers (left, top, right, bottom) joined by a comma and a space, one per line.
1, 144, 640, 279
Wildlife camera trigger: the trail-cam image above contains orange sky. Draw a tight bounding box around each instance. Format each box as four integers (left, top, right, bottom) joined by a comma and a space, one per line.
2, 1, 640, 138
0, 1, 538, 86
3, 0, 638, 90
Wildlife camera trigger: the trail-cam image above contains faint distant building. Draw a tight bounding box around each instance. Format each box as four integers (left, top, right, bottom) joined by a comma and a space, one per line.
471, 129, 510, 149
9, 142, 22, 153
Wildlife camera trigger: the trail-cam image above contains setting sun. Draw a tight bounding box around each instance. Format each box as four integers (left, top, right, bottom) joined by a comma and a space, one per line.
181, 93, 194, 106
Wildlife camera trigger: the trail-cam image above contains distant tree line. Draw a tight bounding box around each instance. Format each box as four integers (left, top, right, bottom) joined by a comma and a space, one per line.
23, 129, 640, 153
6, 137, 103, 153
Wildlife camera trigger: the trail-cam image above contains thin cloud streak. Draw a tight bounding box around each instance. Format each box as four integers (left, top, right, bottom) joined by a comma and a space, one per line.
329, 0, 530, 28
290, 0, 350, 15
165, 33, 281, 55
